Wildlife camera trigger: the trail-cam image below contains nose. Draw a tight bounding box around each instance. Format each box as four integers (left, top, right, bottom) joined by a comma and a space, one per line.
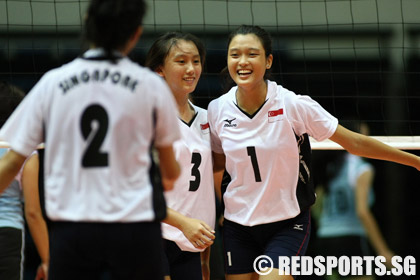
239, 55, 248, 66
186, 62, 195, 74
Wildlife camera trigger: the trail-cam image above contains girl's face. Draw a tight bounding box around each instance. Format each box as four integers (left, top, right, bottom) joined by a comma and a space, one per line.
227, 34, 272, 91
158, 40, 202, 97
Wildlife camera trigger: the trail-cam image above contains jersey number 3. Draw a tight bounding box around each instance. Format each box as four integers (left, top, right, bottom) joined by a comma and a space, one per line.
80, 104, 109, 168
189, 152, 202, 191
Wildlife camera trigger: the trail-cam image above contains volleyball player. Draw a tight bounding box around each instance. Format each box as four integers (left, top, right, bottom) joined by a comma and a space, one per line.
0, 82, 49, 280
0, 1, 181, 279
315, 121, 394, 279
146, 32, 222, 280
22, 151, 49, 280
0, 82, 26, 280
208, 25, 420, 280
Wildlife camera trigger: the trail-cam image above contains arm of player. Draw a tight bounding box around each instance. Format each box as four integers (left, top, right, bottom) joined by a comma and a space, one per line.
355, 169, 394, 268
0, 150, 26, 194
329, 125, 420, 171
156, 145, 181, 191
163, 208, 215, 250
22, 153, 49, 280
212, 152, 226, 173
213, 164, 224, 202
201, 246, 211, 280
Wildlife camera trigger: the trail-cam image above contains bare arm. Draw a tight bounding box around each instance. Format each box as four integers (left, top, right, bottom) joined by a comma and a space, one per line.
22, 153, 49, 279
0, 150, 26, 194
156, 145, 181, 191
212, 152, 225, 202
163, 208, 215, 250
212, 152, 226, 173
355, 169, 394, 267
201, 246, 211, 280
329, 125, 420, 170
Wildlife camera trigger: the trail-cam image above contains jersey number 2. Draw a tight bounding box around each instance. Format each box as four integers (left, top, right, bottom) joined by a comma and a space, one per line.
80, 104, 109, 167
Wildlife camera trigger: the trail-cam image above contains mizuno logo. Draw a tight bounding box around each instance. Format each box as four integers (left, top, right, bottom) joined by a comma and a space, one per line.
293, 224, 303, 231
224, 118, 236, 124
223, 118, 237, 127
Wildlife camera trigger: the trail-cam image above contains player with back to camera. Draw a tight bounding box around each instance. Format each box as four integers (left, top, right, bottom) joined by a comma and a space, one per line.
207, 24, 420, 280
146, 32, 223, 280
314, 120, 395, 280
0, 82, 49, 280
0, 0, 181, 279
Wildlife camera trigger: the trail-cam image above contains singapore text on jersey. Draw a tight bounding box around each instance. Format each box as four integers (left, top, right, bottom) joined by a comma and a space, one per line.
58, 69, 139, 94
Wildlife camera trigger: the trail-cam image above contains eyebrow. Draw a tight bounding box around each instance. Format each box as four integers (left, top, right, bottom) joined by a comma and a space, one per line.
229, 47, 261, 52
173, 53, 200, 59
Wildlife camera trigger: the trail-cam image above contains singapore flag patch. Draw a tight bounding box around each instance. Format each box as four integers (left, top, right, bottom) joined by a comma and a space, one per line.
200, 122, 210, 134
268, 108, 283, 123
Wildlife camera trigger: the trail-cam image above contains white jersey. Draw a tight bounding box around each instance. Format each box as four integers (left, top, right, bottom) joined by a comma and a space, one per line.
208, 80, 338, 226
0, 49, 181, 222
162, 103, 216, 252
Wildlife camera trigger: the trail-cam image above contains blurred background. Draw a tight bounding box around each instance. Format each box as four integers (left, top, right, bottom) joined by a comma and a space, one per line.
1, 0, 419, 278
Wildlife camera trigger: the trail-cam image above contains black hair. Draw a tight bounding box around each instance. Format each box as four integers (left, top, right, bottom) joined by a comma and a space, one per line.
84, 0, 146, 62
0, 81, 25, 128
145, 32, 206, 72
227, 25, 272, 59
221, 25, 273, 91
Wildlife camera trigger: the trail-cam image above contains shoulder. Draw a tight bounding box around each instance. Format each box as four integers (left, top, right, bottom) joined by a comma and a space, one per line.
267, 81, 301, 108
208, 87, 236, 112
191, 102, 206, 114
40, 59, 78, 80
124, 62, 170, 94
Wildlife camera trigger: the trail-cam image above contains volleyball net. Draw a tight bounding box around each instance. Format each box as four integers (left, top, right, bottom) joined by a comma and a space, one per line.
1, 0, 420, 149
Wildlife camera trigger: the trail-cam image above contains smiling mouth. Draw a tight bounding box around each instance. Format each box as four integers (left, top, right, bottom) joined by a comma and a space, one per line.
237, 69, 252, 76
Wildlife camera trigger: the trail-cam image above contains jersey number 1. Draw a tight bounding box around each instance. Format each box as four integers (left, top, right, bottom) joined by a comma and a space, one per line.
247, 146, 262, 182
80, 104, 109, 167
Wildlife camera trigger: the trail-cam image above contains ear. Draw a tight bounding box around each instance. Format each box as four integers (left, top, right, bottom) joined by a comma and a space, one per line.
132, 26, 143, 41
266, 54, 273, 69
156, 67, 165, 78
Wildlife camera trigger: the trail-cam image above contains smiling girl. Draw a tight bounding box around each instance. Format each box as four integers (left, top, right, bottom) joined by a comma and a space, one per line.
146, 32, 221, 280
208, 25, 420, 280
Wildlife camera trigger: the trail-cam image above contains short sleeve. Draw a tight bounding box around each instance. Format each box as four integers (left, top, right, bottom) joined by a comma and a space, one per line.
0, 75, 48, 156
285, 92, 338, 141
207, 99, 223, 154
151, 78, 181, 147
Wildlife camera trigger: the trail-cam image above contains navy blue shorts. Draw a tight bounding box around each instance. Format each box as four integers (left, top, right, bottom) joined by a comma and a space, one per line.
48, 221, 164, 280
162, 240, 202, 280
223, 210, 311, 275
0, 227, 24, 280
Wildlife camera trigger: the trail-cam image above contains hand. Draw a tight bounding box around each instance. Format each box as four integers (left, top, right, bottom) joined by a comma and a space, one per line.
379, 249, 395, 269
180, 217, 215, 250
35, 262, 48, 280
218, 215, 224, 227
